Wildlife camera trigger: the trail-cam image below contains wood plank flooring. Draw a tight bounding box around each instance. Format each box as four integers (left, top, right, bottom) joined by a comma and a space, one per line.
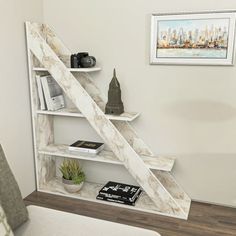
24, 191, 236, 236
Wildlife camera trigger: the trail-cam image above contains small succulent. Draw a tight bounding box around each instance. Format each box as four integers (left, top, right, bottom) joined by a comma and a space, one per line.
59, 159, 85, 185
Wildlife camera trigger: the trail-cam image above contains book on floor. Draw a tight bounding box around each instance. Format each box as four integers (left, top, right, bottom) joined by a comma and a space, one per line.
69, 140, 104, 155
96, 189, 142, 206
98, 181, 142, 202
40, 75, 65, 111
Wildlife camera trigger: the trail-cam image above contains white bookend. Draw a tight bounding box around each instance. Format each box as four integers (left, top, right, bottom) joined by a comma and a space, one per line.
40, 75, 65, 111
36, 75, 46, 110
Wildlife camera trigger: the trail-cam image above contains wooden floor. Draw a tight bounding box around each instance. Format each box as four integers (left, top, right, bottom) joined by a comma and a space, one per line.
24, 191, 236, 236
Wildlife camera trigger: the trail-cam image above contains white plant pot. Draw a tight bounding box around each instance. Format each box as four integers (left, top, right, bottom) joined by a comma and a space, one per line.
62, 178, 84, 193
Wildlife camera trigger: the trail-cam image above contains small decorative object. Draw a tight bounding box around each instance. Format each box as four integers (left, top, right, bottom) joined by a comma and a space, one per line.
59, 159, 85, 193
105, 69, 124, 115
78, 53, 96, 68
70, 52, 96, 68
150, 11, 236, 65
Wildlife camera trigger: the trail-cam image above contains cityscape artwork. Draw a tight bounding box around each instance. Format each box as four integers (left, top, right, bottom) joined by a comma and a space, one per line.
150, 12, 236, 65
157, 18, 229, 58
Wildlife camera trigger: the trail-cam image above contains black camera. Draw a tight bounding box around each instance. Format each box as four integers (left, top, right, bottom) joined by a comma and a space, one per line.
70, 52, 96, 68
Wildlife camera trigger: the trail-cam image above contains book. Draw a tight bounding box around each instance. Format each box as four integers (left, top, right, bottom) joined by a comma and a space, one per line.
36, 75, 46, 110
69, 140, 104, 154
99, 188, 142, 202
96, 189, 142, 206
98, 181, 142, 202
40, 75, 65, 111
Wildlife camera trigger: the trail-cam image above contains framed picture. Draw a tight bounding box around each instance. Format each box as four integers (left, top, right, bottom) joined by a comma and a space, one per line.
150, 11, 236, 65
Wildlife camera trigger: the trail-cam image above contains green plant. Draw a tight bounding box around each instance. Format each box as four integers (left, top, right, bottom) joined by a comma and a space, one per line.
59, 159, 85, 185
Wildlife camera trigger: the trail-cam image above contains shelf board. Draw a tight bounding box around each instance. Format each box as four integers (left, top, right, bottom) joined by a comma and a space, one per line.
36, 108, 140, 122
39, 177, 187, 219
38, 144, 175, 172
33, 67, 101, 72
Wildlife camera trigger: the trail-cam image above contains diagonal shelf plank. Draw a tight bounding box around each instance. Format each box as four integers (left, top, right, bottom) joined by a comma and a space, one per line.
153, 170, 191, 216
36, 108, 140, 122
38, 144, 175, 172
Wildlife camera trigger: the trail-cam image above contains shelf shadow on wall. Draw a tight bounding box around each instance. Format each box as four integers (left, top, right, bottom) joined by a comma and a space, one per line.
165, 100, 236, 122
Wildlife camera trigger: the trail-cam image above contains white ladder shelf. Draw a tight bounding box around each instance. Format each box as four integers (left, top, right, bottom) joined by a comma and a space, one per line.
25, 22, 191, 219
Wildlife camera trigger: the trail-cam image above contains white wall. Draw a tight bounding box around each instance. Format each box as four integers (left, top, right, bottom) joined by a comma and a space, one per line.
0, 0, 43, 197
43, 0, 236, 207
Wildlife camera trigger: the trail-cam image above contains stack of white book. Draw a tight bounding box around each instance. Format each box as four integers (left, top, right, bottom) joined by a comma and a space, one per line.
36, 75, 65, 111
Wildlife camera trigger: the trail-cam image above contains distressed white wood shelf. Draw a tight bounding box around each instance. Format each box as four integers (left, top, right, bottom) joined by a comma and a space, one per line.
39, 177, 186, 218
26, 22, 191, 220
33, 67, 101, 72
36, 108, 140, 122
38, 144, 175, 172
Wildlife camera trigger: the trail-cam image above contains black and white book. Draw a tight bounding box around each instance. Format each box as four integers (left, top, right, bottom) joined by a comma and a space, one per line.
36, 75, 46, 110
69, 140, 104, 154
40, 75, 65, 111
99, 181, 142, 202
96, 189, 142, 206
99, 188, 142, 202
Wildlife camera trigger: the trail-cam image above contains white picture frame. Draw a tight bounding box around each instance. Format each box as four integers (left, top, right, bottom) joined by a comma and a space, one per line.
150, 11, 236, 65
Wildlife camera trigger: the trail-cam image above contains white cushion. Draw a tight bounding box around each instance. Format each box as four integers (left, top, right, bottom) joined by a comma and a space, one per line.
14, 205, 160, 236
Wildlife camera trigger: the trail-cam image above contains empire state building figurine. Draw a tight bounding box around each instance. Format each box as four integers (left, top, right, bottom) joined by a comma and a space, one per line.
105, 69, 124, 115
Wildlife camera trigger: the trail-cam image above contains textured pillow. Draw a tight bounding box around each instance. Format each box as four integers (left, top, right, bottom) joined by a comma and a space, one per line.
0, 204, 14, 236
0, 145, 28, 230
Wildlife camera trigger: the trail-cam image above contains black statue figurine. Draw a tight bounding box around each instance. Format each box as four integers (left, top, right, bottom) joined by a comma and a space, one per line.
105, 69, 124, 115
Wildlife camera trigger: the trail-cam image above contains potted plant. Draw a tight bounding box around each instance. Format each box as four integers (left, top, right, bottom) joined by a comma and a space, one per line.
59, 159, 85, 193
